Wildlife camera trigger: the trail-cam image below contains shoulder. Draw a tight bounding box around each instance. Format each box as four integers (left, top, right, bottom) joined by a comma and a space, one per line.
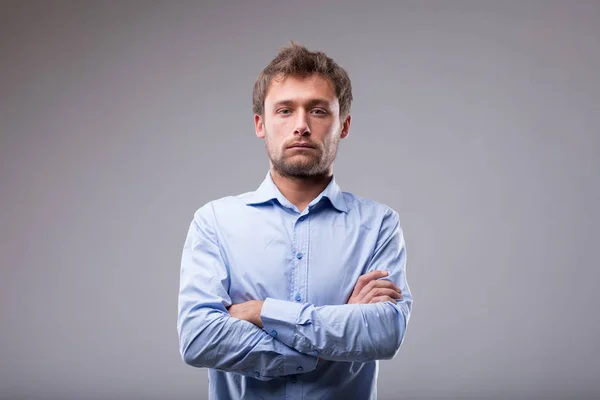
191, 191, 256, 222
342, 191, 401, 225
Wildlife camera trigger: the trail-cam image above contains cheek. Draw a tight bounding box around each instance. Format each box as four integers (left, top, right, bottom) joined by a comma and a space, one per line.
268, 122, 290, 144
316, 121, 339, 139
270, 119, 289, 133
323, 133, 341, 153
266, 117, 286, 133
264, 133, 282, 155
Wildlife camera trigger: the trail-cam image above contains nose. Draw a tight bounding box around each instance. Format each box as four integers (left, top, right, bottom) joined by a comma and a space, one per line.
293, 110, 310, 136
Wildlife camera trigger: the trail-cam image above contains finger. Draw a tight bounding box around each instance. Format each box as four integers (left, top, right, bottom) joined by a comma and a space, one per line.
362, 288, 403, 304
366, 288, 402, 302
357, 279, 400, 301
350, 270, 389, 298
369, 295, 396, 304
352, 271, 391, 300
364, 279, 401, 292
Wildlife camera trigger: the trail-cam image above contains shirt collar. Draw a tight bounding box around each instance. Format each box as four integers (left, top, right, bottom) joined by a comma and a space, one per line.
245, 170, 348, 213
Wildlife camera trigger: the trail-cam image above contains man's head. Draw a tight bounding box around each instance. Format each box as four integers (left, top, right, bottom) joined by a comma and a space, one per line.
253, 43, 353, 178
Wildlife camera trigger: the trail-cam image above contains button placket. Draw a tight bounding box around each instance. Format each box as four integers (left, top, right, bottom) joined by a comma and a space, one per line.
293, 214, 308, 306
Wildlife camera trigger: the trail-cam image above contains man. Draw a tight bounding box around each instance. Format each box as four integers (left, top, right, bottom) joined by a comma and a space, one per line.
177, 42, 413, 400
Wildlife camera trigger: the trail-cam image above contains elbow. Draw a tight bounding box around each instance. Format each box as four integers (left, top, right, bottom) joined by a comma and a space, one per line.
178, 306, 236, 368
357, 324, 404, 361
378, 307, 409, 360
180, 337, 212, 368
378, 330, 404, 360
179, 323, 214, 368
181, 350, 196, 367
178, 309, 221, 368
181, 345, 201, 367
180, 339, 200, 367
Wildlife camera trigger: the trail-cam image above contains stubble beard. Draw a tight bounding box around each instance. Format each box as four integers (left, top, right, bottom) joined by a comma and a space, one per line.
266, 134, 340, 179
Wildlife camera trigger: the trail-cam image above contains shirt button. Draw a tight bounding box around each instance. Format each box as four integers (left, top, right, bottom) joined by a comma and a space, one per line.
270, 330, 277, 338
296, 252, 303, 259
254, 371, 260, 378
295, 293, 301, 302
296, 366, 304, 372
290, 375, 297, 383
312, 350, 319, 357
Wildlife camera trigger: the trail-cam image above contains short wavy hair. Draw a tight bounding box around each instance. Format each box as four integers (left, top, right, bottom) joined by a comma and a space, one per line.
252, 42, 353, 119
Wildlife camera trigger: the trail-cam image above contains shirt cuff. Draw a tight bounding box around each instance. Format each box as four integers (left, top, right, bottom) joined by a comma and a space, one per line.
281, 342, 319, 376
260, 297, 303, 349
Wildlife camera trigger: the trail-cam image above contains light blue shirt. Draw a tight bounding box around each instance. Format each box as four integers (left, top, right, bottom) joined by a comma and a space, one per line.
177, 171, 413, 400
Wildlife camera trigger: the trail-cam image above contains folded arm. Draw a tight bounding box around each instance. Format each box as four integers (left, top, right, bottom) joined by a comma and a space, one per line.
177, 204, 318, 380
260, 208, 413, 362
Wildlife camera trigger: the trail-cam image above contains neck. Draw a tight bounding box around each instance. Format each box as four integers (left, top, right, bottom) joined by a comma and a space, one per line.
270, 169, 333, 212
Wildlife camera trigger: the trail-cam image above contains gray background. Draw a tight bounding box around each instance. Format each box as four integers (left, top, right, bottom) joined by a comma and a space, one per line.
1, 1, 599, 399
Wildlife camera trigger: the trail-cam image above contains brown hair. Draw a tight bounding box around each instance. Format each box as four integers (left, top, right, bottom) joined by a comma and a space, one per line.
252, 42, 353, 119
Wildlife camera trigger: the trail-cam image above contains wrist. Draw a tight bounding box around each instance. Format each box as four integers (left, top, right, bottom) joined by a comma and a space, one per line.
254, 300, 264, 328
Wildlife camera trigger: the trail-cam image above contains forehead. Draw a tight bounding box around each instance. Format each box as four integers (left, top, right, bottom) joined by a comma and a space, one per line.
265, 73, 337, 105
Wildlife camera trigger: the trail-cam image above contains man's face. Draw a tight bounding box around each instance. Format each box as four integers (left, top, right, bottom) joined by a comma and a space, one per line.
254, 73, 351, 178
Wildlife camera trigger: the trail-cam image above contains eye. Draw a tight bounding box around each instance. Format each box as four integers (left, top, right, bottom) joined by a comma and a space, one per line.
311, 108, 328, 115
277, 109, 291, 115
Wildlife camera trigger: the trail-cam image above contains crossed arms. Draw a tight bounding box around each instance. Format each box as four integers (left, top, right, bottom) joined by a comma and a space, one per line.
177, 204, 413, 381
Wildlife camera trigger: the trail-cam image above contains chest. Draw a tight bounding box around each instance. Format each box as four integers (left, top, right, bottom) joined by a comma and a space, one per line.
217, 208, 379, 306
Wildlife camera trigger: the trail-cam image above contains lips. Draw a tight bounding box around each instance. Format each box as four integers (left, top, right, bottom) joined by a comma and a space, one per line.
288, 143, 315, 149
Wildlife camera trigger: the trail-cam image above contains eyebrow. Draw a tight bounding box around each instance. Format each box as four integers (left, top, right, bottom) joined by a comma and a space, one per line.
272, 98, 332, 109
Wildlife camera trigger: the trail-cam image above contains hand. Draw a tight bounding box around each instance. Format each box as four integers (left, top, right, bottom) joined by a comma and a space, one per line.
347, 270, 402, 305
227, 300, 265, 328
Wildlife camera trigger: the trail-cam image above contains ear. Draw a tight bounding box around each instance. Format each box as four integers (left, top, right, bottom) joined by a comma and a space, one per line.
340, 114, 351, 139
254, 114, 265, 139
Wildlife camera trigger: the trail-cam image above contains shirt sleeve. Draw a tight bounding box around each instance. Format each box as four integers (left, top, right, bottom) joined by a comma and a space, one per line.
177, 203, 318, 381
260, 207, 413, 362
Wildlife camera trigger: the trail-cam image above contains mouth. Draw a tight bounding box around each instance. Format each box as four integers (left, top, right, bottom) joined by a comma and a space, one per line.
288, 143, 315, 149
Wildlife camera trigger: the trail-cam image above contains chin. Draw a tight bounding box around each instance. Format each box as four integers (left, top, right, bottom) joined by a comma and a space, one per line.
285, 165, 327, 178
